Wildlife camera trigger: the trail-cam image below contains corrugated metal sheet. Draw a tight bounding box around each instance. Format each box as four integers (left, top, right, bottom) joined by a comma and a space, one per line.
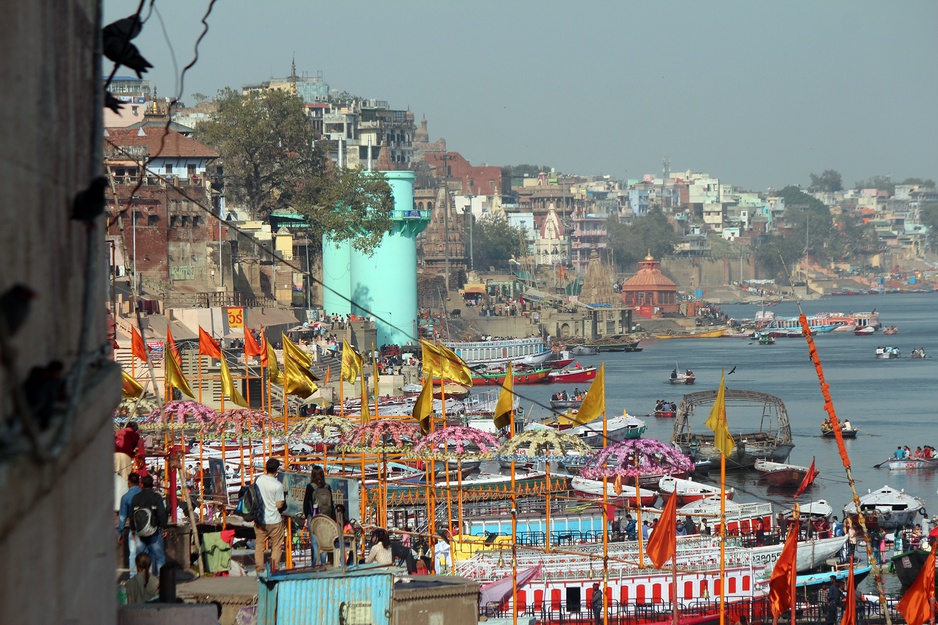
258, 567, 395, 625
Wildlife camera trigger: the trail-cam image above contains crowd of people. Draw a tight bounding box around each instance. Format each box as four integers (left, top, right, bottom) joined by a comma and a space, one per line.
893, 445, 937, 459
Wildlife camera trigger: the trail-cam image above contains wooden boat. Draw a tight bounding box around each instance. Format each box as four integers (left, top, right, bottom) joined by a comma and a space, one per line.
887, 457, 938, 471
569, 476, 658, 507
854, 326, 876, 335
546, 357, 574, 369
547, 366, 597, 384
655, 328, 727, 339
549, 396, 582, 410
668, 369, 696, 384
570, 414, 646, 447
654, 402, 677, 418
821, 423, 858, 438
891, 549, 932, 590
657, 476, 733, 505
588, 336, 642, 352
470, 366, 551, 386
671, 389, 795, 469
433, 382, 470, 400
754, 459, 813, 489
874, 346, 899, 359
882, 326, 899, 335
843, 484, 927, 529
679, 497, 774, 535
757, 333, 776, 345
569, 345, 599, 356
910, 348, 928, 359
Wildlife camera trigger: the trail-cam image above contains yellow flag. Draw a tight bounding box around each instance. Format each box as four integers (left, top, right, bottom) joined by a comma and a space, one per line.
220, 356, 249, 407
164, 350, 194, 398
122, 369, 144, 398
570, 362, 605, 425
414, 375, 434, 434
493, 362, 514, 430
265, 337, 283, 385
437, 342, 474, 387
420, 339, 443, 378
284, 348, 318, 399
341, 339, 363, 384
360, 374, 370, 424
704, 370, 735, 456
282, 333, 314, 369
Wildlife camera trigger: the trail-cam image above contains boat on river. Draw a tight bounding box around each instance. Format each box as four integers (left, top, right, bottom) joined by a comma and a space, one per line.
547, 366, 597, 384
569, 476, 658, 506
576, 335, 642, 352
843, 484, 927, 528
821, 423, 858, 438
657, 475, 733, 505
470, 366, 551, 386
669, 369, 696, 384
874, 346, 899, 359
671, 389, 795, 469
756, 333, 776, 345
655, 328, 727, 339
855, 326, 876, 335
443, 336, 551, 367
549, 394, 582, 410
887, 457, 938, 471
570, 414, 646, 447
883, 326, 899, 335
654, 400, 677, 418
754, 459, 814, 489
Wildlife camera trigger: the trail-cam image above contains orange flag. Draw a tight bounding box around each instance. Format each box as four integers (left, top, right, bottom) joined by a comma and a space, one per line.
897, 549, 936, 625
131, 326, 149, 362
259, 330, 270, 367
795, 457, 819, 498
165, 326, 181, 363
198, 326, 221, 359
769, 523, 800, 617
244, 326, 263, 358
324, 366, 331, 384
646, 488, 678, 568
840, 559, 857, 625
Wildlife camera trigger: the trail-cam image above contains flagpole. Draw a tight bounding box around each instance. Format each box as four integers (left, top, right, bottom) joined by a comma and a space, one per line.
720, 452, 726, 625
635, 455, 644, 567
602, 403, 609, 625
510, 403, 518, 625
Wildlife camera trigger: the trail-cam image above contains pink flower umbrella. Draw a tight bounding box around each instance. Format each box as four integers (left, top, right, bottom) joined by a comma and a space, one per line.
579, 438, 694, 480
411, 426, 501, 461
336, 419, 423, 454
200, 408, 283, 440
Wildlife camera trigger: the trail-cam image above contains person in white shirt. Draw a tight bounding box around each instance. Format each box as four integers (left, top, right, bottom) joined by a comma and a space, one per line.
254, 458, 286, 574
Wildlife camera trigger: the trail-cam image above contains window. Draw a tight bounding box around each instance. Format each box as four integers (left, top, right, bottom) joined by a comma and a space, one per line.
148, 214, 159, 226
164, 164, 172, 175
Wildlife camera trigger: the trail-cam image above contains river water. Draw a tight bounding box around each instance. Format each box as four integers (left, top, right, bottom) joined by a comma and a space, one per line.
518, 292, 938, 523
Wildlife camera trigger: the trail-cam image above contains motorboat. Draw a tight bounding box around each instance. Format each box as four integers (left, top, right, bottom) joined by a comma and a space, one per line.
887, 457, 938, 471
657, 475, 733, 505
547, 366, 598, 384
569, 476, 658, 507
469, 365, 551, 386
842, 484, 927, 528
668, 369, 696, 385
570, 414, 646, 447
874, 346, 899, 359
677, 496, 773, 535
754, 459, 814, 489
751, 535, 849, 576
549, 394, 583, 410
784, 499, 833, 520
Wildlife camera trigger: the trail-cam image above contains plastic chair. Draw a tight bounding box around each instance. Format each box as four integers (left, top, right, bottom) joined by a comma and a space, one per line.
308, 515, 357, 569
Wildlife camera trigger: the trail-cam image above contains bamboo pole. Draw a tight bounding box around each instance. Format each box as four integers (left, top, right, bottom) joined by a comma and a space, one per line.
719, 452, 727, 625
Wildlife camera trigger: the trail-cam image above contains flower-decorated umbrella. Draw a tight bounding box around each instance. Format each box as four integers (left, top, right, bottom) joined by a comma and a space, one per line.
200, 408, 284, 486
290, 414, 357, 443
495, 427, 593, 553
579, 438, 694, 481
114, 397, 160, 425
411, 425, 502, 541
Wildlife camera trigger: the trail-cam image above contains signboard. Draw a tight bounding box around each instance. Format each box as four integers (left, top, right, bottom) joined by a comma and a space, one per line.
202, 458, 228, 504
226, 306, 244, 329
170, 265, 196, 280
280, 471, 361, 522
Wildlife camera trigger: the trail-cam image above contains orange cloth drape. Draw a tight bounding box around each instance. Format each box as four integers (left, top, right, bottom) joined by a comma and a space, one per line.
769, 525, 799, 617
897, 549, 936, 625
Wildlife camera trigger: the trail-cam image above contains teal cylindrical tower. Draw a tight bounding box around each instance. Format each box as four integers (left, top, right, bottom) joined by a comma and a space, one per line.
321, 238, 352, 316
349, 169, 428, 346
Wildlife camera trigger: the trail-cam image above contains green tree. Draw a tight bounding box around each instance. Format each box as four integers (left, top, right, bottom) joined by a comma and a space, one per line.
469, 214, 527, 269
920, 202, 938, 250
808, 169, 843, 193
606, 208, 677, 269
505, 164, 551, 178
898, 177, 936, 189
854, 175, 895, 196
196, 88, 392, 253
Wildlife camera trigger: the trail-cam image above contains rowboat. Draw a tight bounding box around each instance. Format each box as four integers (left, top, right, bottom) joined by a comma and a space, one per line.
549, 397, 582, 410
470, 366, 551, 386
547, 366, 597, 384
569, 476, 658, 507
874, 346, 899, 359
821, 424, 858, 438
669, 370, 696, 384
657, 475, 733, 505
887, 457, 938, 471
754, 459, 813, 489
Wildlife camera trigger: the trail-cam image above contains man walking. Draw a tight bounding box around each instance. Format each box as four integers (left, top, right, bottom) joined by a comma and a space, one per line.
118, 472, 143, 576
254, 458, 286, 574
129, 474, 167, 575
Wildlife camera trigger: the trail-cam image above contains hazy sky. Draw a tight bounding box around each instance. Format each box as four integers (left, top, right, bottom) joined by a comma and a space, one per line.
106, 0, 938, 192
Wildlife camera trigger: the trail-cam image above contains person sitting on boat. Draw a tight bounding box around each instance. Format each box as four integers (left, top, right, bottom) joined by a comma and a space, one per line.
676, 519, 687, 536
914, 446, 924, 459
894, 446, 905, 459
831, 516, 844, 537
822, 418, 832, 432
684, 515, 697, 535
912, 348, 919, 357
671, 369, 678, 379
842, 419, 852, 431
685, 369, 693, 377
561, 390, 569, 401
904, 446, 912, 459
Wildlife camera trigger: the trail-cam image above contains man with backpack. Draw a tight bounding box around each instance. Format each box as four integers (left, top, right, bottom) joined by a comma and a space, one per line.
254, 458, 286, 574
129, 474, 167, 575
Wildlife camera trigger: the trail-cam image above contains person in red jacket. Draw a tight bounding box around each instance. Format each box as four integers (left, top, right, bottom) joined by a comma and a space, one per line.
115, 422, 144, 480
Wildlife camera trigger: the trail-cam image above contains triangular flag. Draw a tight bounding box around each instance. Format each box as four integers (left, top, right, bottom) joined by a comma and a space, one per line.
571, 363, 605, 425
704, 370, 735, 456
341, 340, 363, 384
122, 369, 144, 398
164, 349, 195, 398
897, 549, 936, 625
282, 333, 314, 369
372, 347, 380, 396
220, 356, 249, 407
769, 518, 800, 617
131, 326, 149, 362
259, 329, 270, 367
244, 326, 263, 358
493, 362, 514, 430
283, 347, 319, 399
263, 332, 283, 385
646, 488, 678, 568
840, 559, 857, 625
437, 342, 474, 387
420, 340, 443, 379
414, 375, 434, 435
324, 366, 331, 384
795, 457, 819, 498
198, 327, 222, 359
166, 326, 181, 363
360, 374, 370, 424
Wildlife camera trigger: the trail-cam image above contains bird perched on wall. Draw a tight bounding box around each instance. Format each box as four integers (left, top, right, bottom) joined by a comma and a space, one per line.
71, 176, 108, 224
103, 15, 152, 78
0, 284, 36, 338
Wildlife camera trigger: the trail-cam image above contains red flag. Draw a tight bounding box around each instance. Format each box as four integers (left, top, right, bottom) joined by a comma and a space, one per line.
646, 490, 678, 568
198, 326, 221, 359
769, 524, 800, 617
897, 549, 936, 625
166, 326, 180, 363
840, 559, 857, 625
131, 326, 149, 362
243, 326, 263, 358
794, 457, 819, 498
